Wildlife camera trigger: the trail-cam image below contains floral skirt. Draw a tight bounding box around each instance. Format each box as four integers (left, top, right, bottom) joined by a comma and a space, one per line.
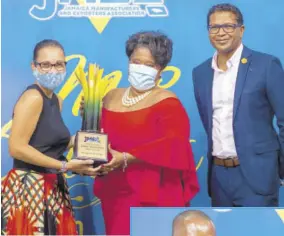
1, 169, 77, 235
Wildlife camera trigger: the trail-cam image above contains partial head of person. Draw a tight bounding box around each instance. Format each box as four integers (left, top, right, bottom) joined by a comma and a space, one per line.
172, 210, 216, 236
207, 3, 244, 56
31, 39, 67, 91
125, 31, 173, 92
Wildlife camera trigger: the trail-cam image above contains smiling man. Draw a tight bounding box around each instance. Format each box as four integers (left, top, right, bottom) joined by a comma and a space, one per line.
192, 3, 284, 206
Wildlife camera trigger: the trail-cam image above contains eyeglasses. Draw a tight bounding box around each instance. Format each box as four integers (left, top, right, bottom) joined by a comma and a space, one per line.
34, 61, 67, 72
208, 24, 242, 34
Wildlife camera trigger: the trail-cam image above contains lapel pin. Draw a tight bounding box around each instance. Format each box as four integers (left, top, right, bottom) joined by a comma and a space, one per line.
241, 58, 248, 64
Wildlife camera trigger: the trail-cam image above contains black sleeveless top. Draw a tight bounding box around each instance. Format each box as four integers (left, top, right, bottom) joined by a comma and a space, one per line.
13, 84, 71, 173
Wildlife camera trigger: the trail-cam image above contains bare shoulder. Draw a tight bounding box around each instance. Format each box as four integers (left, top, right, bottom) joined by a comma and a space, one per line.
152, 88, 178, 103
103, 88, 126, 105
17, 89, 43, 107
14, 89, 43, 114
105, 88, 126, 97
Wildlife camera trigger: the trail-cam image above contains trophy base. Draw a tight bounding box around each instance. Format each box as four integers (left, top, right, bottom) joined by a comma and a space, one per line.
74, 130, 108, 166
93, 159, 107, 168
74, 157, 107, 168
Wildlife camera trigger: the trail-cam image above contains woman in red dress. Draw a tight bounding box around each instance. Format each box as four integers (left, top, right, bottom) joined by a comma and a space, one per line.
85, 31, 199, 235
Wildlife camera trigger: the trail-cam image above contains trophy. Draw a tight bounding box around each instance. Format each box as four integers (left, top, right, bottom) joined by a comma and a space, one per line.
74, 64, 108, 167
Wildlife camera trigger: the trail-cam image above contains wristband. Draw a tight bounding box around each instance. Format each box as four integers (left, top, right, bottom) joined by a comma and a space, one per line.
60, 161, 68, 173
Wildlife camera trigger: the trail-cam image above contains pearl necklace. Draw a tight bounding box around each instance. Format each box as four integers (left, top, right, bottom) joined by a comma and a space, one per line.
122, 87, 152, 107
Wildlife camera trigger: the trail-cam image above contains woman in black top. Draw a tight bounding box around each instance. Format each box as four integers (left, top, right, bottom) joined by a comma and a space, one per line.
1, 39, 100, 235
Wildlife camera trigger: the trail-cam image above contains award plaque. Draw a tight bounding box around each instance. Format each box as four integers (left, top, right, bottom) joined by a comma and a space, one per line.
74, 64, 108, 167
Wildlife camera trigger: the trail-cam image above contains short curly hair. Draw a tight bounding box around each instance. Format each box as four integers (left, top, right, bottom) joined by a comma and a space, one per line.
126, 31, 173, 69
207, 3, 244, 27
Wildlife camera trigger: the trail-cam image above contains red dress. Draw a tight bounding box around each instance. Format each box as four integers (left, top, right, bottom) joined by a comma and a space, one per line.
94, 97, 199, 235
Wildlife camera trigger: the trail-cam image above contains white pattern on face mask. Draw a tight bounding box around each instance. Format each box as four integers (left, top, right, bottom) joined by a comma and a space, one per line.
33, 69, 66, 91
128, 64, 158, 91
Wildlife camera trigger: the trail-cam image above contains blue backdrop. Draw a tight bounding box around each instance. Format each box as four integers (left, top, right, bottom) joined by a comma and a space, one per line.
1, 0, 284, 235
131, 208, 284, 236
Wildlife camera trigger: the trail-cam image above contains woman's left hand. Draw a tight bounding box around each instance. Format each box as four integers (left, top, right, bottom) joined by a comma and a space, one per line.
102, 144, 124, 172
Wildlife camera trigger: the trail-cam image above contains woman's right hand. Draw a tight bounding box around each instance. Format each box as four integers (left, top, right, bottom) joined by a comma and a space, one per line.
79, 96, 84, 117
66, 159, 100, 176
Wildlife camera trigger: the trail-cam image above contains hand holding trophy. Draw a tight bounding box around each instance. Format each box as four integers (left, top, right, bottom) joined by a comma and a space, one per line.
74, 64, 108, 167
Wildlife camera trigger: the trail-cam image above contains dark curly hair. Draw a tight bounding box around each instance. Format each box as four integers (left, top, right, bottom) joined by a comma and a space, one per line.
126, 31, 173, 69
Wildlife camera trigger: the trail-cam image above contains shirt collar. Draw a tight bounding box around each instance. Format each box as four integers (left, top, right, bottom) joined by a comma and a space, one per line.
211, 43, 244, 72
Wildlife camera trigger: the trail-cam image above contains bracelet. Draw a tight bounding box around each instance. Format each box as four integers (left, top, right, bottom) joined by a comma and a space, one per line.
60, 161, 68, 173
122, 152, 128, 172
